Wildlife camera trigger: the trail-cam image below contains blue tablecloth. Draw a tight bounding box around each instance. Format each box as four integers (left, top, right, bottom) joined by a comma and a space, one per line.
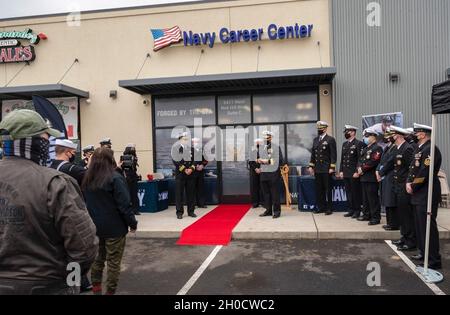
297, 176, 348, 212
137, 180, 169, 213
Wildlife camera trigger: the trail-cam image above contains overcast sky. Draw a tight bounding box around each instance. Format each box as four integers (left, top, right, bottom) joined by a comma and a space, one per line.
0, 0, 205, 19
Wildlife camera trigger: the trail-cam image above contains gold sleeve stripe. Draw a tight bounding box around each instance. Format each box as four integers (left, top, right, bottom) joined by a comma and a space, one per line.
179, 165, 186, 172
413, 178, 425, 184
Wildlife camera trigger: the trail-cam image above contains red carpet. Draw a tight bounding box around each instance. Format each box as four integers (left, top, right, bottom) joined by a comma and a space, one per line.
176, 204, 251, 246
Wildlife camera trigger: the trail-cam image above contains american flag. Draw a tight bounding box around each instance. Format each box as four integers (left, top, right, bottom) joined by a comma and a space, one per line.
150, 26, 182, 51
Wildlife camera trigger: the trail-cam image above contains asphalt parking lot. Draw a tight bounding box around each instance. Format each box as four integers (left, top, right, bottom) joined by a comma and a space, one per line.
115, 238, 450, 295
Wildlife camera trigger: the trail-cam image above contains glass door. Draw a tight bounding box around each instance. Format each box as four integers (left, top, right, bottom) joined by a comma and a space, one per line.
220, 126, 251, 204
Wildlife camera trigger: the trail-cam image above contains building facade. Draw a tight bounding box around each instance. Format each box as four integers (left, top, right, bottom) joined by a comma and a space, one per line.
1, 0, 449, 203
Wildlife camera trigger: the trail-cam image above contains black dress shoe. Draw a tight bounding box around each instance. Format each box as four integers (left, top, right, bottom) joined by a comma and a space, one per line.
313, 210, 324, 214
357, 217, 370, 221
382, 225, 389, 229
176, 214, 183, 219
272, 214, 281, 219
397, 244, 417, 252
325, 211, 333, 216
134, 211, 141, 215
410, 254, 424, 261
197, 205, 208, 209
418, 262, 442, 270
259, 211, 273, 217
368, 221, 380, 226
391, 240, 404, 246
188, 213, 197, 218
252, 204, 260, 208
351, 213, 360, 219
344, 212, 354, 217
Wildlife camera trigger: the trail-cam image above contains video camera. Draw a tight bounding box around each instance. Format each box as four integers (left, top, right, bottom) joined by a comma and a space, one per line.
120, 154, 136, 171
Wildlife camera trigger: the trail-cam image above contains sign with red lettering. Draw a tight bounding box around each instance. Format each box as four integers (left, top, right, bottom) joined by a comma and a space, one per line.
0, 29, 46, 64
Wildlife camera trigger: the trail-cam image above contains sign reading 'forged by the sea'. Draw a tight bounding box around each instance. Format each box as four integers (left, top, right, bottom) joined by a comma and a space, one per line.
0, 28, 47, 64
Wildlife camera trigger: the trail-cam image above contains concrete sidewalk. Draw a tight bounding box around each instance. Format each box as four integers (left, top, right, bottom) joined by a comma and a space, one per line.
134, 206, 450, 240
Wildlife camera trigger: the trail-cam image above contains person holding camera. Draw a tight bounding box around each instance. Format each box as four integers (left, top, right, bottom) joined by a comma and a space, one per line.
121, 144, 141, 216
81, 145, 95, 168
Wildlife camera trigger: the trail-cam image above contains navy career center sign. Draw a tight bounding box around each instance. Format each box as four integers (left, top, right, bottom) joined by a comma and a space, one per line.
183, 23, 313, 48
0, 28, 47, 64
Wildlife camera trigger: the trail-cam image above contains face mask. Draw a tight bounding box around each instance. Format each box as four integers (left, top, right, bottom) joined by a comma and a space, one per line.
363, 137, 370, 145
33, 137, 50, 166
69, 152, 76, 163
344, 132, 352, 140
389, 137, 395, 144
318, 130, 325, 136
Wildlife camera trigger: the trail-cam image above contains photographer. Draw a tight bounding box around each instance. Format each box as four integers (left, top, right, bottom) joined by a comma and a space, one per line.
81, 145, 95, 168
121, 144, 141, 215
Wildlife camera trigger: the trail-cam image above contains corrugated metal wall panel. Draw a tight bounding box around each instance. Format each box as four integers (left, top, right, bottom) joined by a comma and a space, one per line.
332, 0, 450, 171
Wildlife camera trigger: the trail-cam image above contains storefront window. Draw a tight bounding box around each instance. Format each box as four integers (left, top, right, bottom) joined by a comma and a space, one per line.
154, 96, 216, 127
253, 92, 317, 123
155, 127, 217, 178
286, 123, 316, 166
218, 95, 251, 125
250, 124, 285, 157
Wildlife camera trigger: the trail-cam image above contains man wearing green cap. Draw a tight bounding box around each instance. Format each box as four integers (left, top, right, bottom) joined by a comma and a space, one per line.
0, 109, 98, 295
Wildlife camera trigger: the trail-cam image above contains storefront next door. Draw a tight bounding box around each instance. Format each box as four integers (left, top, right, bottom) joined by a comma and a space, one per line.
219, 125, 251, 204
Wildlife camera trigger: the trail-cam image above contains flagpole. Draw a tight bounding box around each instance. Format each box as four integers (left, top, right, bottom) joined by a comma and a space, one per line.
417, 114, 443, 283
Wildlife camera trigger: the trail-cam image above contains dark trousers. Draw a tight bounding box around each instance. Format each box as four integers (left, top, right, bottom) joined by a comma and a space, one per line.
315, 173, 333, 212
250, 172, 262, 206
396, 190, 416, 247
343, 177, 362, 215
361, 182, 381, 222
194, 172, 206, 207
261, 176, 281, 216
386, 207, 400, 229
126, 175, 139, 213
175, 175, 195, 215
413, 203, 441, 265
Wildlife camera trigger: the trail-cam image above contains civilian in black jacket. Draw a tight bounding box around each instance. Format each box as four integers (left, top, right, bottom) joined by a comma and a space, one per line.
248, 138, 264, 208
82, 147, 138, 295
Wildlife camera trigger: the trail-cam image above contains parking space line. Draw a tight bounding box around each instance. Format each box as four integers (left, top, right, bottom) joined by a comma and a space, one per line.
177, 245, 223, 295
384, 240, 446, 295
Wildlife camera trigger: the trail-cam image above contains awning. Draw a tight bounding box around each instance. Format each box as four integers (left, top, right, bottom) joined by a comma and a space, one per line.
119, 67, 336, 96
0, 84, 89, 101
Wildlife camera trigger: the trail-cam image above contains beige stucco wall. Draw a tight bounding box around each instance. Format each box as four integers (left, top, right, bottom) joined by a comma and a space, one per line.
0, 0, 332, 175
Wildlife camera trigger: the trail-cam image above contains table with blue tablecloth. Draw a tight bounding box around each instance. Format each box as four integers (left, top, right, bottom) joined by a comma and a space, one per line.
297, 176, 348, 212
137, 180, 169, 213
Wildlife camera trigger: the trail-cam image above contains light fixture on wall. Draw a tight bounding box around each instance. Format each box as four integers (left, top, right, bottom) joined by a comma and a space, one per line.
447, 68, 450, 79
109, 90, 117, 98
389, 72, 400, 82
85, 98, 91, 104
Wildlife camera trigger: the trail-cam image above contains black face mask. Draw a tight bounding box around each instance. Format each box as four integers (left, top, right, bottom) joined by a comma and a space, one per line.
318, 130, 325, 136
69, 153, 76, 163
383, 138, 389, 144
344, 132, 352, 140
389, 137, 395, 144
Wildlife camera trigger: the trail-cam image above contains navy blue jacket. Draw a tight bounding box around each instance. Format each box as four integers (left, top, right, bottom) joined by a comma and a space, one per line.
84, 172, 138, 239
